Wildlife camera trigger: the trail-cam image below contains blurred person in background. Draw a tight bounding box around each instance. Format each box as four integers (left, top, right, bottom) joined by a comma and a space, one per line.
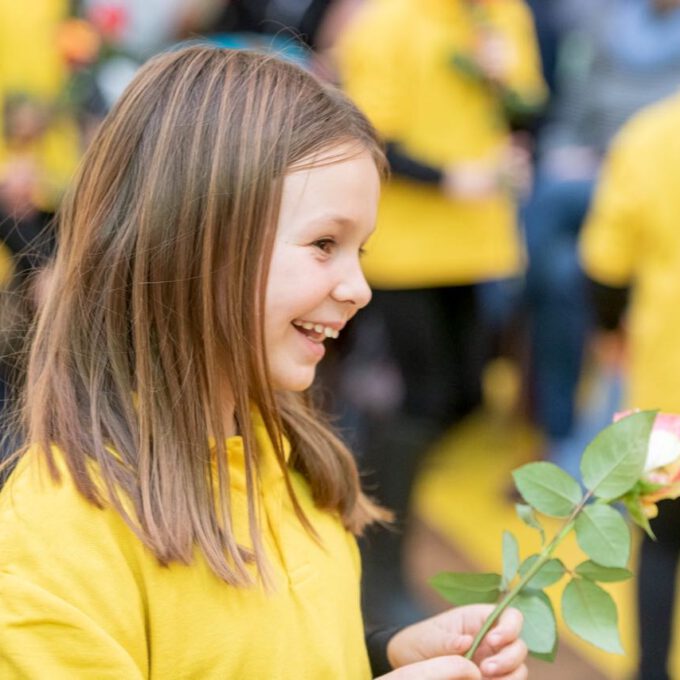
335, 0, 546, 625
0, 0, 81, 281
0, 0, 85, 475
199, 0, 364, 81
524, 0, 680, 479
580, 91, 680, 680
76, 0, 225, 109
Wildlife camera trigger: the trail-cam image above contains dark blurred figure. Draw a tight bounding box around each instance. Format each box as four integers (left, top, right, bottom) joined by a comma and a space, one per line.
207, 0, 334, 45
335, 0, 546, 626
580, 91, 680, 680
524, 0, 680, 478
201, 0, 361, 80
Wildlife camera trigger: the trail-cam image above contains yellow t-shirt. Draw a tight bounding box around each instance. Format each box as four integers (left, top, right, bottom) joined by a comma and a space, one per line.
0, 420, 371, 678
580, 92, 680, 412
337, 0, 546, 287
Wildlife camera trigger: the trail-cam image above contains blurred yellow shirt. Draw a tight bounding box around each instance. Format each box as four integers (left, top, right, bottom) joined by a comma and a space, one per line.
580, 92, 680, 411
0, 418, 370, 678
337, 0, 546, 288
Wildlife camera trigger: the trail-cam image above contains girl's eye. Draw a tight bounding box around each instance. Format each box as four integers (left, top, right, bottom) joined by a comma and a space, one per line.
313, 238, 336, 254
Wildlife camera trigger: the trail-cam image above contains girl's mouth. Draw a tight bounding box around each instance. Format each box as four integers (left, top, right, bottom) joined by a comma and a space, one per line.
292, 319, 340, 340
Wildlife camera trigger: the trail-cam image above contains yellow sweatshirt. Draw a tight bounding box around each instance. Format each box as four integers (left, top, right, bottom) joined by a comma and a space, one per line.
0, 419, 371, 678
580, 92, 680, 412
337, 0, 546, 288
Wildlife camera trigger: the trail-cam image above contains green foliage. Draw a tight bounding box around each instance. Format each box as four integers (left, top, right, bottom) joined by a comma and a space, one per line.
430, 572, 501, 606
580, 410, 656, 500
502, 531, 520, 589
530, 641, 559, 664
450, 52, 484, 80
621, 493, 655, 539
619, 477, 662, 539
512, 462, 582, 517
562, 579, 624, 654
575, 561, 633, 583
515, 503, 545, 544
518, 556, 566, 589
574, 505, 631, 568
514, 591, 557, 656
432, 410, 657, 664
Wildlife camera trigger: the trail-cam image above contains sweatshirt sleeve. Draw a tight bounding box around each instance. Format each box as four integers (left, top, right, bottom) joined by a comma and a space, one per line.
0, 573, 145, 679
365, 624, 402, 676
0, 452, 148, 679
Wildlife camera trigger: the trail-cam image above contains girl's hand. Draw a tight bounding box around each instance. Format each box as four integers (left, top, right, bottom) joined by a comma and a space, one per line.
384, 605, 527, 679
376, 655, 482, 679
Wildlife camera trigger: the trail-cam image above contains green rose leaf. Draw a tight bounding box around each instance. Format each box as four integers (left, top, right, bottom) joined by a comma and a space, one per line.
575, 504, 630, 568
530, 643, 559, 664
515, 503, 546, 544
512, 462, 582, 518
575, 560, 633, 583
514, 590, 557, 655
622, 493, 655, 539
430, 572, 501, 606
562, 578, 624, 654
502, 531, 520, 588
628, 478, 665, 496
580, 410, 657, 500
518, 555, 566, 589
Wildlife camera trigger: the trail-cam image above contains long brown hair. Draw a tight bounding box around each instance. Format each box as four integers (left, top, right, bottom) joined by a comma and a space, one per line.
17, 46, 388, 585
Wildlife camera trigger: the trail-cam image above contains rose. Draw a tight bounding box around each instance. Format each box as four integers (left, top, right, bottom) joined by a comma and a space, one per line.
432, 410, 659, 662
615, 411, 680, 517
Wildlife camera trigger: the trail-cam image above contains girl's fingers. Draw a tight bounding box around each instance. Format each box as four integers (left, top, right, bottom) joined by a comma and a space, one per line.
484, 608, 524, 649
478, 639, 528, 678
482, 663, 528, 680
378, 656, 482, 680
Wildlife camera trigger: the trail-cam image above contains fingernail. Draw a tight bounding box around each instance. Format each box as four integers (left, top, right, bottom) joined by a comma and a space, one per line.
485, 662, 497, 674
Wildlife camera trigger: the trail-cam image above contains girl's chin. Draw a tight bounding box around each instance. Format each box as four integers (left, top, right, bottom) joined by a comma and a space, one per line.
271, 369, 317, 392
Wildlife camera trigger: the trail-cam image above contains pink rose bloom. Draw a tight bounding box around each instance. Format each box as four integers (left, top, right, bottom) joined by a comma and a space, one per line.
615, 411, 680, 517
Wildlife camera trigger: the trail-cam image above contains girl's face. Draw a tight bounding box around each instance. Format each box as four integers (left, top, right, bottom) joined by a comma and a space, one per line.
264, 145, 380, 391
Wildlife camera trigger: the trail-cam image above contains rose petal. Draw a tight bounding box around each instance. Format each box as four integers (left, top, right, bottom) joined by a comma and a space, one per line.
613, 409, 637, 423
654, 413, 680, 437
614, 411, 680, 472
645, 430, 680, 472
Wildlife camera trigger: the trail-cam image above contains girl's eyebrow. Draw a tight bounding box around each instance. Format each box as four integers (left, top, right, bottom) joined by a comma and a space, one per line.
305, 214, 357, 229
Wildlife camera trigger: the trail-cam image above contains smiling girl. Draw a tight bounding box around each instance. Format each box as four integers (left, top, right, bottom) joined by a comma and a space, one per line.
0, 47, 527, 679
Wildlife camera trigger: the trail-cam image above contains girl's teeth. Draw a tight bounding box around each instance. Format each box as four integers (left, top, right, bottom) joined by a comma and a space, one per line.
293, 320, 339, 339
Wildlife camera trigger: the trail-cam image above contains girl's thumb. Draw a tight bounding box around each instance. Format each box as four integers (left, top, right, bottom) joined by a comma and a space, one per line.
376, 655, 482, 680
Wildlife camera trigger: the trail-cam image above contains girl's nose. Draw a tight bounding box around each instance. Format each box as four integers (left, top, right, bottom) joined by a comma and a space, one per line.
332, 263, 372, 309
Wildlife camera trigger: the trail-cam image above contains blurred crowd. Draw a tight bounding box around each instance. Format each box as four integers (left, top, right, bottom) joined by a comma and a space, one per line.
3, 1, 680, 678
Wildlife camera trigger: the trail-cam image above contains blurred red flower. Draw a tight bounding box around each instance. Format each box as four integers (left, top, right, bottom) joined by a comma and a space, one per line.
87, 3, 128, 43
